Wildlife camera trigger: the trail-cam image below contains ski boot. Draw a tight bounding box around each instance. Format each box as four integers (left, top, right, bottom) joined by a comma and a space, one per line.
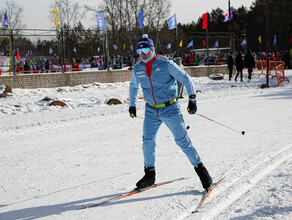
195, 162, 213, 190
136, 166, 155, 189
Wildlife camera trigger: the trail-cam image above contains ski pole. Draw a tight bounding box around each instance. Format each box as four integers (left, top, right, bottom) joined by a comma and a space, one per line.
196, 113, 245, 135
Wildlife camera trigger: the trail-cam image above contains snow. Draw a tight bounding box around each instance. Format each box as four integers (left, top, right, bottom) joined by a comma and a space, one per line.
1, 70, 292, 219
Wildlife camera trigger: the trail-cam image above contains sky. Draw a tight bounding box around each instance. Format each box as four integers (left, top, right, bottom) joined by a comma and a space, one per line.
11, 0, 256, 30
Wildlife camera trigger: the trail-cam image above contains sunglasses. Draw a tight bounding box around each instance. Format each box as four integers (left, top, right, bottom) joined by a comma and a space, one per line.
137, 48, 151, 55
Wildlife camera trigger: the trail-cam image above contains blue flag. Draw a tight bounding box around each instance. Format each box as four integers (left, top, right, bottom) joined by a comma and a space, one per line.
96, 12, 106, 30
73, 47, 77, 53
167, 14, 177, 30
138, 10, 143, 29
113, 44, 117, 50
97, 47, 100, 52
187, 40, 193, 48
166, 42, 171, 49
241, 37, 247, 47
49, 48, 53, 54
3, 12, 9, 28
213, 39, 219, 48
131, 45, 133, 51
273, 35, 276, 46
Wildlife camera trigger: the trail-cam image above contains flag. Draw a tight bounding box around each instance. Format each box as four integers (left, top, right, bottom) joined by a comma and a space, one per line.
213, 39, 219, 48
258, 35, 262, 44
91, 45, 93, 52
97, 47, 100, 52
221, 7, 233, 22
202, 13, 208, 30
49, 48, 53, 54
73, 47, 77, 53
123, 44, 125, 50
16, 49, 20, 63
25, 51, 29, 62
166, 42, 171, 49
96, 12, 106, 30
3, 12, 9, 28
241, 37, 247, 47
273, 35, 276, 46
113, 44, 117, 50
167, 14, 177, 30
52, 6, 58, 26
290, 36, 292, 43
131, 45, 133, 51
187, 40, 193, 48
202, 39, 206, 46
138, 10, 143, 29
179, 40, 183, 47
159, 41, 161, 48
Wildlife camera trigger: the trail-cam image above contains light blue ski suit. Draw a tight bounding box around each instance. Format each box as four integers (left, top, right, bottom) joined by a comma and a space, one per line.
129, 54, 201, 168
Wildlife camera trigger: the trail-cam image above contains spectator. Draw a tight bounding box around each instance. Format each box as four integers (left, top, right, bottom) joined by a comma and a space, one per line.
244, 49, 255, 82
227, 52, 234, 81
235, 52, 244, 82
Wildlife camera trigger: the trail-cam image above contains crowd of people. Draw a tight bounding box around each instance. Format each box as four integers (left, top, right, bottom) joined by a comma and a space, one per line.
0, 49, 291, 75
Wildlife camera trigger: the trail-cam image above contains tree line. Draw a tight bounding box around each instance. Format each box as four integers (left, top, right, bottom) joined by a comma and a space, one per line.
0, 0, 291, 59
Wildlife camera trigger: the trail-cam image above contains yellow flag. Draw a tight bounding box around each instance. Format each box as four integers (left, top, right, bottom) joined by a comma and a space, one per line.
258, 35, 261, 44
124, 44, 125, 50
52, 6, 59, 26
179, 40, 183, 47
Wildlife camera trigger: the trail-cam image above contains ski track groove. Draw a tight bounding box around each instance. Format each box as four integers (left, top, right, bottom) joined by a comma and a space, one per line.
203, 144, 292, 219
176, 144, 292, 219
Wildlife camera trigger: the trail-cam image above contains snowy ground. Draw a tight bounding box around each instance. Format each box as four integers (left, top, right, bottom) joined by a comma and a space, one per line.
0, 70, 292, 220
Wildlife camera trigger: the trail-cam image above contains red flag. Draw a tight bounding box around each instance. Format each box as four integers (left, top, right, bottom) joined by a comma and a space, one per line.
202, 13, 208, 30
202, 40, 206, 46
91, 45, 93, 52
290, 36, 292, 42
16, 50, 20, 62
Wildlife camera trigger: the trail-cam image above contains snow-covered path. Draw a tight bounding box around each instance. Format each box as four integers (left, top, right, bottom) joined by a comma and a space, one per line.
1, 72, 291, 219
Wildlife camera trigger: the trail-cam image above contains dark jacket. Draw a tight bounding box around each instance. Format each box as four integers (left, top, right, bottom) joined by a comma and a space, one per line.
227, 54, 234, 68
244, 51, 255, 68
235, 53, 244, 70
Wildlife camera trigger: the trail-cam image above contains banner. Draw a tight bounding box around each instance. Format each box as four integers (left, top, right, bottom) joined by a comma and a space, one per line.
187, 40, 193, 48
138, 10, 143, 29
52, 6, 58, 26
96, 12, 106, 30
167, 14, 177, 30
221, 7, 233, 22
3, 12, 9, 28
202, 13, 208, 29
241, 37, 247, 47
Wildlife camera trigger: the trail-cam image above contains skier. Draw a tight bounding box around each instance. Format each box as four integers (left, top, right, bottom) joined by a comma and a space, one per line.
129, 34, 213, 191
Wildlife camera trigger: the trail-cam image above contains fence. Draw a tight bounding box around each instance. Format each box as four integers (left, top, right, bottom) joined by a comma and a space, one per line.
253, 61, 289, 87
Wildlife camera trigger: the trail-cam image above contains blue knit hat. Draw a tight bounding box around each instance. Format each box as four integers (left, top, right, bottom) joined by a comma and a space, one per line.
137, 34, 154, 50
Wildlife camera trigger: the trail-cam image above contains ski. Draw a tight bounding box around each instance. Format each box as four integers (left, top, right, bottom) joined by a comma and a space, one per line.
192, 176, 226, 213
81, 177, 186, 209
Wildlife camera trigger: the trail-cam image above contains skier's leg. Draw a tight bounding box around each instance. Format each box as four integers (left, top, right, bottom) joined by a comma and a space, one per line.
163, 114, 201, 167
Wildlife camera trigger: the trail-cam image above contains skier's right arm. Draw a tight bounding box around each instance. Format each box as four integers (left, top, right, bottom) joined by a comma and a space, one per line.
129, 70, 139, 118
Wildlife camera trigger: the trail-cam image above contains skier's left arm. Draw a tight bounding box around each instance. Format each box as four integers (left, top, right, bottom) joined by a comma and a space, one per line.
168, 60, 197, 114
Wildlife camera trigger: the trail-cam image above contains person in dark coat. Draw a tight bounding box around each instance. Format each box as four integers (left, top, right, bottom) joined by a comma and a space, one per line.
227, 52, 234, 81
244, 49, 255, 82
235, 52, 244, 82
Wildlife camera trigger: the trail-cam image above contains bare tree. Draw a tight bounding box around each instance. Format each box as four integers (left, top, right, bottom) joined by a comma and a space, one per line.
49, 0, 85, 28
84, 0, 171, 54
0, 0, 26, 32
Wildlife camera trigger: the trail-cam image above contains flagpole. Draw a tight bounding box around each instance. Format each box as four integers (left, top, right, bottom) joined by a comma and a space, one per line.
105, 29, 110, 71
206, 28, 209, 66
266, 0, 269, 87
10, 30, 16, 76
228, 0, 232, 52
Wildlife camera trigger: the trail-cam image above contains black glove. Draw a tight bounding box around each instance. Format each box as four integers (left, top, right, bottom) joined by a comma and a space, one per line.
129, 106, 137, 118
187, 94, 197, 114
